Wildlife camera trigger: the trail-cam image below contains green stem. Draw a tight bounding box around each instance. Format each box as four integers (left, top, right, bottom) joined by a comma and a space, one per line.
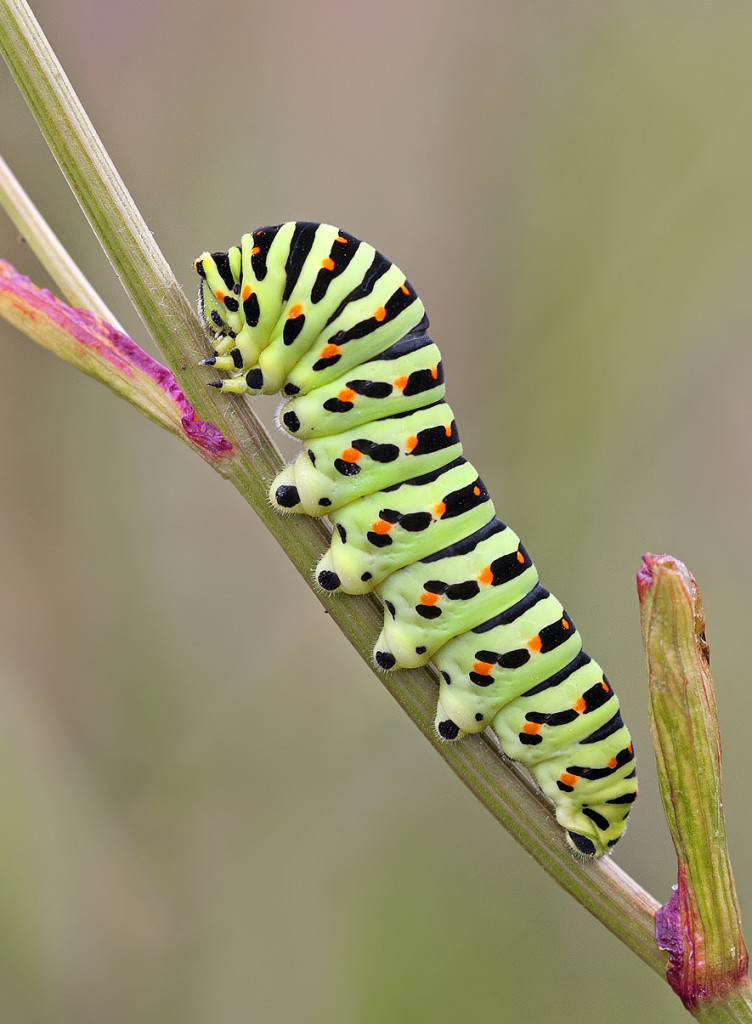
639, 555, 752, 1018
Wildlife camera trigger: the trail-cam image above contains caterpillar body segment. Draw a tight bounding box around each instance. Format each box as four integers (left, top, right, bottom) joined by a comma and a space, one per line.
373, 519, 537, 669
269, 400, 462, 516
316, 458, 494, 594
278, 335, 445, 441
195, 221, 637, 859
433, 587, 582, 732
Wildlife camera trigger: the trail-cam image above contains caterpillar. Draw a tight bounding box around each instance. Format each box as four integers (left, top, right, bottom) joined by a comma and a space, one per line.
194, 221, 637, 858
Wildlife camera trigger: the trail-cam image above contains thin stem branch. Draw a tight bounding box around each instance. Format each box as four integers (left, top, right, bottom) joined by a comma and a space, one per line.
0, 152, 122, 329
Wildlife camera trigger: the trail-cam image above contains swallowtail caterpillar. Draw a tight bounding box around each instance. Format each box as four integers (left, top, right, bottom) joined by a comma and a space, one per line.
194, 221, 637, 858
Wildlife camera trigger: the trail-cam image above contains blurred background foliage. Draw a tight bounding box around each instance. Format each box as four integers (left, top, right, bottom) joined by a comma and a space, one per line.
1, 1, 751, 1022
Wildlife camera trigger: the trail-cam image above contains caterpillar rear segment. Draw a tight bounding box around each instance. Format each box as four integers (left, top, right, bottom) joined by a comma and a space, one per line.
195, 221, 637, 858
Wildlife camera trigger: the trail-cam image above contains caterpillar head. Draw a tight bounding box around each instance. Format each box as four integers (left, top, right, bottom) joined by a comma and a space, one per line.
194, 247, 243, 340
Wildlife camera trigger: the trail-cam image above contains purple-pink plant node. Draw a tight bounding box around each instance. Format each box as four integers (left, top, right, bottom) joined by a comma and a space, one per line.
1, 261, 232, 456
656, 887, 684, 961
93, 314, 233, 455
656, 886, 692, 1002
636, 552, 656, 596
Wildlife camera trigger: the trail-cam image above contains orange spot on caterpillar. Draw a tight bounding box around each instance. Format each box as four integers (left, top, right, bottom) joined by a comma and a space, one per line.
573, 697, 586, 713
527, 635, 542, 652
214, 289, 225, 302
335, 235, 348, 243
288, 303, 303, 319
419, 592, 440, 606
320, 343, 341, 359
560, 772, 577, 787
444, 424, 452, 437
341, 448, 362, 463
472, 661, 492, 675
608, 756, 618, 769
627, 744, 633, 754
405, 435, 418, 451
522, 722, 541, 735
374, 306, 387, 322
338, 387, 355, 402
321, 256, 335, 271
477, 566, 493, 585
394, 375, 408, 390
241, 284, 252, 300
431, 366, 438, 379
516, 550, 525, 564
433, 501, 447, 517
562, 618, 570, 630
400, 283, 410, 294
372, 520, 392, 535
251, 246, 261, 255
473, 486, 481, 496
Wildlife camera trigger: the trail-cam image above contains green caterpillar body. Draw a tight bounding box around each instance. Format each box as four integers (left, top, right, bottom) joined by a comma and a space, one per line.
195, 221, 637, 858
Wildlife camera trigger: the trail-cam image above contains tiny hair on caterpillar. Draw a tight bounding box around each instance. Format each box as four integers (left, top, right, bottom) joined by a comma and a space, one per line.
194, 221, 637, 858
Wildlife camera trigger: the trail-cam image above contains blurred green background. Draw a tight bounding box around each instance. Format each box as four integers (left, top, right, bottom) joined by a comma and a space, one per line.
2, 1, 752, 1021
